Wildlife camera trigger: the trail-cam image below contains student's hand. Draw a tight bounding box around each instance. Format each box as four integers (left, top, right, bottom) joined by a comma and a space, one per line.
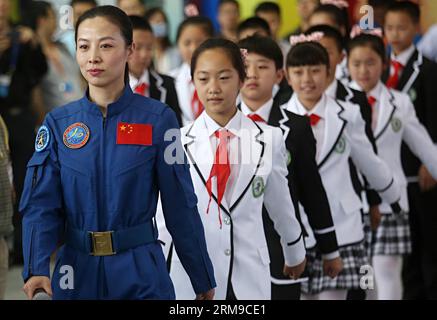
23, 276, 52, 299
418, 165, 437, 192
369, 205, 382, 231
196, 288, 215, 300
323, 257, 343, 279
283, 258, 306, 280
16, 26, 38, 47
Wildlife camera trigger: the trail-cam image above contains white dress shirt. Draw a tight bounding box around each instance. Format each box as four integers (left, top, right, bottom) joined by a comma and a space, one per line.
389, 44, 416, 78
294, 95, 327, 160
240, 98, 274, 122
129, 69, 150, 97
325, 79, 338, 100
203, 111, 242, 206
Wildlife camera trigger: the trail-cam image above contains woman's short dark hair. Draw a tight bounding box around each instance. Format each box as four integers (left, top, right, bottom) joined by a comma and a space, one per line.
286, 41, 330, 70
176, 16, 215, 43
347, 34, 386, 64
191, 38, 246, 82
75, 5, 133, 84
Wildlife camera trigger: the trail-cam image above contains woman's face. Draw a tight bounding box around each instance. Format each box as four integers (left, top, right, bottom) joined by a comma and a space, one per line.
348, 46, 384, 93
193, 48, 242, 118
178, 25, 209, 65
76, 17, 133, 90
286, 64, 329, 109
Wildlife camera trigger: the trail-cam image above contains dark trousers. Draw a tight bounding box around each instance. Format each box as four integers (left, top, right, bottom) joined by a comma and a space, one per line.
402, 184, 437, 299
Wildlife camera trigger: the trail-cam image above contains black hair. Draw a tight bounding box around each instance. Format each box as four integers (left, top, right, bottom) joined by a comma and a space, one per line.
386, 1, 420, 24
70, 0, 97, 6
347, 33, 386, 64
219, 0, 240, 10
144, 7, 172, 50
368, 0, 395, 9
176, 16, 215, 43
237, 17, 271, 38
191, 38, 246, 82
75, 5, 133, 84
305, 24, 345, 53
129, 15, 153, 33
238, 35, 283, 70
255, 1, 281, 16
311, 4, 350, 38
25, 1, 52, 31
286, 41, 330, 70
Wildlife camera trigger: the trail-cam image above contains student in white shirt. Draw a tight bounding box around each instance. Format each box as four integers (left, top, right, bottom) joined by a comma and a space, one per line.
348, 33, 437, 300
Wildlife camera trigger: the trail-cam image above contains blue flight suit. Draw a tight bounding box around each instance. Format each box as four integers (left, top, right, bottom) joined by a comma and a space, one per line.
19, 85, 216, 299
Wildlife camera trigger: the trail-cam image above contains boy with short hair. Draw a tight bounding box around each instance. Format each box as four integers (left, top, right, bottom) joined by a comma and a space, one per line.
128, 15, 182, 126
383, 1, 437, 300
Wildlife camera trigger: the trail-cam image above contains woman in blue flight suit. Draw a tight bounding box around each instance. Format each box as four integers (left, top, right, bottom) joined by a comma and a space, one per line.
20, 6, 216, 300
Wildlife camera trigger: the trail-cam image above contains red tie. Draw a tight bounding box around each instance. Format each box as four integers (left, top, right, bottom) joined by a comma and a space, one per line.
248, 113, 266, 123
368, 95, 377, 108
190, 81, 204, 119
307, 113, 321, 126
386, 60, 404, 89
134, 82, 149, 96
205, 129, 233, 228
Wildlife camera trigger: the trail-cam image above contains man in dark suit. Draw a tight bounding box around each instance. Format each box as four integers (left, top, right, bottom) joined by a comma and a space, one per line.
128, 15, 183, 126
238, 35, 341, 300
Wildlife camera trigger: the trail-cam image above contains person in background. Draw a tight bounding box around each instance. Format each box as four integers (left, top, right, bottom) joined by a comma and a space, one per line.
145, 7, 181, 75
236, 16, 271, 41
254, 1, 290, 56
28, 1, 83, 114
290, 0, 320, 35
128, 15, 182, 126
57, 0, 97, 59
418, 24, 437, 63
0, 114, 13, 299
0, 0, 47, 266
117, 0, 146, 17
217, 0, 240, 43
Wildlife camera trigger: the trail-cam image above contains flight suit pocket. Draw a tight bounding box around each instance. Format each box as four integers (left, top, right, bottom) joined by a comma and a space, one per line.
20, 152, 50, 211
258, 246, 271, 266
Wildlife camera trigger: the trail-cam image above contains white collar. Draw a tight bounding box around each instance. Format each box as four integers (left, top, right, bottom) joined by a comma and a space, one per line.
203, 109, 242, 138
368, 81, 384, 100
325, 80, 338, 99
294, 94, 327, 118
129, 69, 150, 90
391, 44, 416, 67
240, 98, 273, 122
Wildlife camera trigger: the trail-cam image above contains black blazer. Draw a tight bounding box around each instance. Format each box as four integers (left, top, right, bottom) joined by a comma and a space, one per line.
382, 49, 437, 177
149, 70, 183, 127
336, 80, 381, 206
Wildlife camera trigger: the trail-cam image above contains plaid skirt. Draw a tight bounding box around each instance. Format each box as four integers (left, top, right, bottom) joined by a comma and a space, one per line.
363, 212, 412, 256
301, 242, 369, 295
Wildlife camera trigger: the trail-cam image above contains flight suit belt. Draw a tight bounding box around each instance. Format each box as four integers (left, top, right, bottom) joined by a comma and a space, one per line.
65, 221, 157, 256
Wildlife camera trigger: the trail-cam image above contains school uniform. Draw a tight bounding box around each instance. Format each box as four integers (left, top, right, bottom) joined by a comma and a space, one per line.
350, 81, 437, 257
170, 63, 204, 126
239, 95, 339, 300
326, 80, 382, 208
283, 93, 401, 294
169, 110, 306, 300
382, 46, 437, 299
129, 69, 183, 126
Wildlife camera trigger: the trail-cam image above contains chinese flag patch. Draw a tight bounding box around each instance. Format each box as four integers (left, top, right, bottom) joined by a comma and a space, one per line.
116, 122, 152, 146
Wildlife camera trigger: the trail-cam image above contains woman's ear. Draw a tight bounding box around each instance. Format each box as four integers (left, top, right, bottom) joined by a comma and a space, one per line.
127, 43, 135, 60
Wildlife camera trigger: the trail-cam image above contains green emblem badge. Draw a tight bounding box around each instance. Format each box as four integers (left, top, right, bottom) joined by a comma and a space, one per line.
286, 150, 292, 166
252, 176, 265, 198
391, 117, 402, 133
335, 136, 346, 154
408, 88, 417, 102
